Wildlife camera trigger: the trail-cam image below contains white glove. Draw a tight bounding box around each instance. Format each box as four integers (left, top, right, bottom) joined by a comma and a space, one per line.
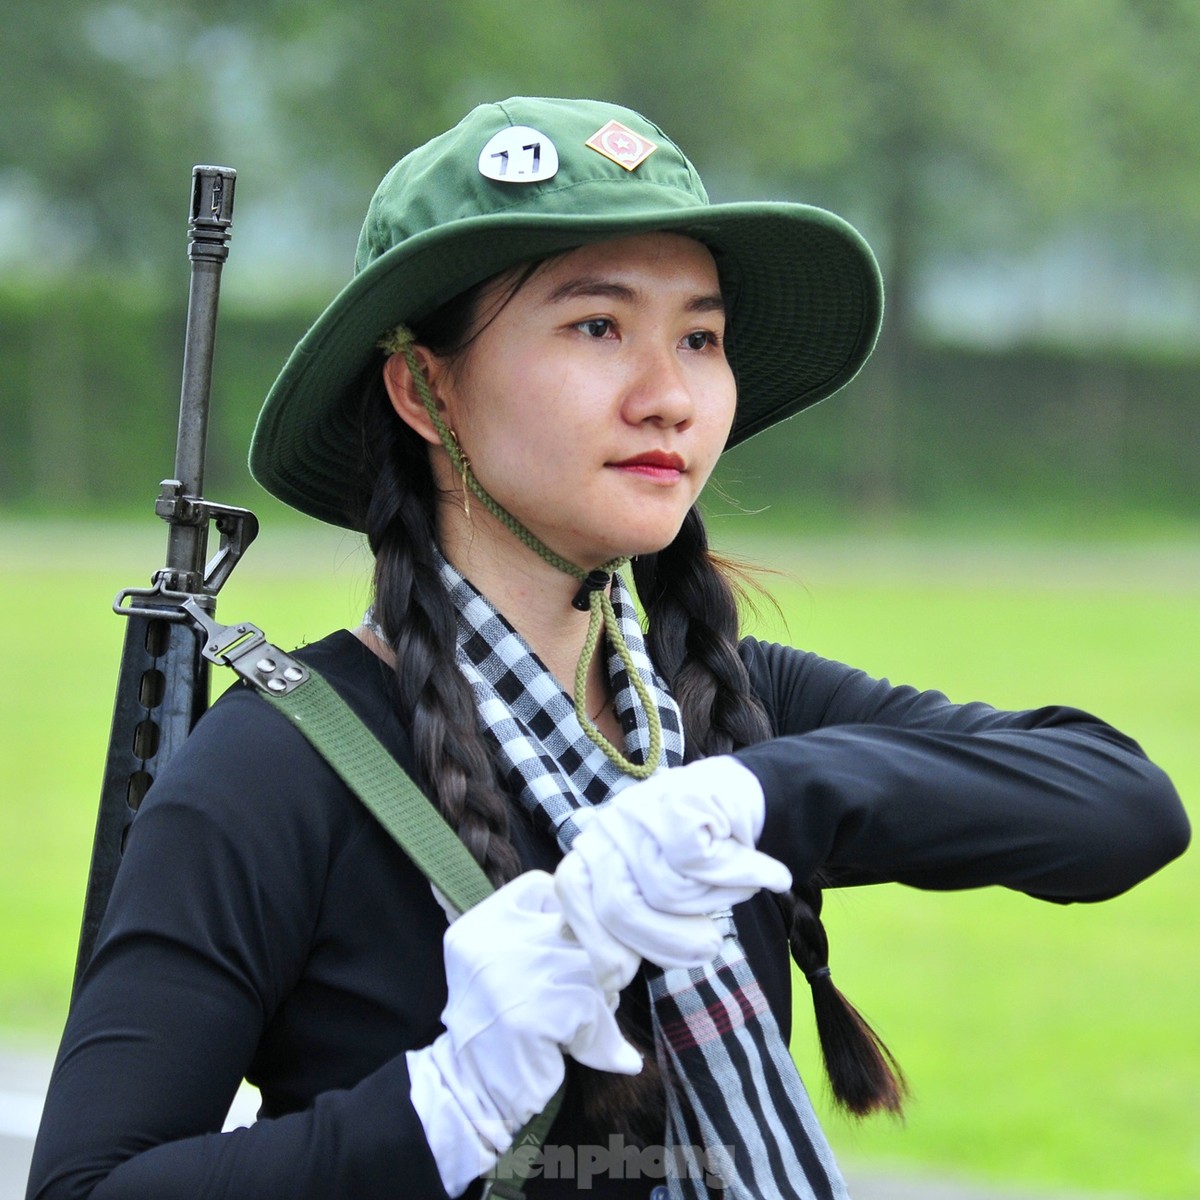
555, 756, 792, 974
407, 870, 642, 1197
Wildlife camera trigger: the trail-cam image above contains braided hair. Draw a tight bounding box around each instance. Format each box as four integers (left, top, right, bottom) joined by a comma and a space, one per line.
356, 272, 905, 1122
635, 512, 905, 1117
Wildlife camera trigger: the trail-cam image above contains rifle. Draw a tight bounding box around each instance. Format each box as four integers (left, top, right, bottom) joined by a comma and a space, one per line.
72, 166, 268, 996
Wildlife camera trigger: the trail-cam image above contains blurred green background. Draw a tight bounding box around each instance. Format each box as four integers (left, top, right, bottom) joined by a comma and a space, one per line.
1, 2, 1197, 1197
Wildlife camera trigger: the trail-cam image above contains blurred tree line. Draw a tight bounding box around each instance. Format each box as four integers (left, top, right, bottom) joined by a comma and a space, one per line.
2, 0, 1198, 522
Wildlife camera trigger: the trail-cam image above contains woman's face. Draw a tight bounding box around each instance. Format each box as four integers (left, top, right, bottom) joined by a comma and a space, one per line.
431, 232, 737, 568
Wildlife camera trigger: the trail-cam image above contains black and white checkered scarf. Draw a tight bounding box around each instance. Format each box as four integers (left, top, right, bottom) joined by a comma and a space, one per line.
438, 554, 849, 1200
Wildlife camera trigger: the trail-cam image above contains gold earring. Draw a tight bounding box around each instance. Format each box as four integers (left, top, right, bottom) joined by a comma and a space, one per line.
448, 429, 470, 519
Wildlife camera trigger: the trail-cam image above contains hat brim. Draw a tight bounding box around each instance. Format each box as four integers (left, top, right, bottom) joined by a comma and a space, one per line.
250, 201, 882, 530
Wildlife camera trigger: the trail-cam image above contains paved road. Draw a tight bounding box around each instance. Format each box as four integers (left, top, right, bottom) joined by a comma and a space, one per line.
2, 1046, 49, 1200
2, 1045, 1127, 1200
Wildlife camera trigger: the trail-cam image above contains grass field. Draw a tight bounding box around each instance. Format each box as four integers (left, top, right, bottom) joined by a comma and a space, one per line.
1, 517, 1196, 1198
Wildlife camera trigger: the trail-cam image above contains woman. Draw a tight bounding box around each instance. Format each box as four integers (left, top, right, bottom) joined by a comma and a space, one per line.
29, 96, 1187, 1200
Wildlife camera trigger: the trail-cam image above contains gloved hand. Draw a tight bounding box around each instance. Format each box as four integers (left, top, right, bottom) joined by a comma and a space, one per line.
407, 870, 641, 1196
555, 756, 792, 975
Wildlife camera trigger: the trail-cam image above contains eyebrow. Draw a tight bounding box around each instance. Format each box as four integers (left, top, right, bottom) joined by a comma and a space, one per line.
546, 276, 725, 314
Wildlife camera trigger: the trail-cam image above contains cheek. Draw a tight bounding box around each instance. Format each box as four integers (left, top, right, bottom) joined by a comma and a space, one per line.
449, 362, 573, 495
705, 372, 739, 448
720, 378, 738, 432
688, 381, 737, 491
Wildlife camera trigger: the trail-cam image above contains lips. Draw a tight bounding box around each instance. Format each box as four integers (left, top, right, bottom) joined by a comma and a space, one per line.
609, 451, 685, 472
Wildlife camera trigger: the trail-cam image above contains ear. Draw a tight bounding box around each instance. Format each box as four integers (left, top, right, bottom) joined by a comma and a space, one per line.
382, 347, 449, 447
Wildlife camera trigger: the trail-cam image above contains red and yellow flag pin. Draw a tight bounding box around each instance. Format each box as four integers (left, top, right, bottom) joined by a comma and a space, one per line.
585, 120, 658, 172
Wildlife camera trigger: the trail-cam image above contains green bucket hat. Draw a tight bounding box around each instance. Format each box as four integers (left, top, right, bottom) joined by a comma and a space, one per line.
250, 95, 883, 530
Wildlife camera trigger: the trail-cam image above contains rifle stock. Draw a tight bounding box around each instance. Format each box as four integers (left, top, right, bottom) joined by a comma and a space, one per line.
72, 166, 255, 997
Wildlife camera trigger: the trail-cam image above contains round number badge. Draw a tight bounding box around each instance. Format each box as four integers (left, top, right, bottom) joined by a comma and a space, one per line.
477, 126, 559, 184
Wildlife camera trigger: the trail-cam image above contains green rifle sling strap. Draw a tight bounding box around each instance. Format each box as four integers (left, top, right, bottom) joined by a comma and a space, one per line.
258, 663, 560, 1199
261, 666, 492, 913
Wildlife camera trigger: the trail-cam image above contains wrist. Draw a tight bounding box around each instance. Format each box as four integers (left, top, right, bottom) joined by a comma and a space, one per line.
407, 1038, 513, 1198
706, 754, 767, 839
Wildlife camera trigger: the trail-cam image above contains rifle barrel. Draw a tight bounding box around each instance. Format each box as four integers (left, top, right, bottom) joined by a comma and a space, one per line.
165, 166, 236, 583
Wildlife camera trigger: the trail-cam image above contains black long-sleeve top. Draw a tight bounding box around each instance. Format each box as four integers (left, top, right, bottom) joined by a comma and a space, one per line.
27, 631, 1188, 1200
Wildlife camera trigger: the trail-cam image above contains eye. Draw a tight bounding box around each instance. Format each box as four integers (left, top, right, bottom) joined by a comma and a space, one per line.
577, 318, 614, 338
682, 330, 721, 351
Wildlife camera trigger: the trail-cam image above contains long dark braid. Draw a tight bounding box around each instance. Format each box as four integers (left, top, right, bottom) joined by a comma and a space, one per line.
358, 353, 665, 1139
359, 374, 523, 889
634, 507, 907, 1117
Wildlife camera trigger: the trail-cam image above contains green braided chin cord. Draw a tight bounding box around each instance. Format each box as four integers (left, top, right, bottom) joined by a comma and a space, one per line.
379, 325, 663, 779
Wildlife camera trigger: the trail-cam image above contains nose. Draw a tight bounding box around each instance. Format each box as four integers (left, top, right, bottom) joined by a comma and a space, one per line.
620, 342, 695, 429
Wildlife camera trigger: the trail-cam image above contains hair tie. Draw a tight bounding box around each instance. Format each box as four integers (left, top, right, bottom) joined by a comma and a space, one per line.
805, 965, 832, 986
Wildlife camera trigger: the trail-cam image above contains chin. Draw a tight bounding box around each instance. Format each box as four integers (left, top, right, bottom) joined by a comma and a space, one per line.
564, 509, 692, 568
607, 523, 688, 563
